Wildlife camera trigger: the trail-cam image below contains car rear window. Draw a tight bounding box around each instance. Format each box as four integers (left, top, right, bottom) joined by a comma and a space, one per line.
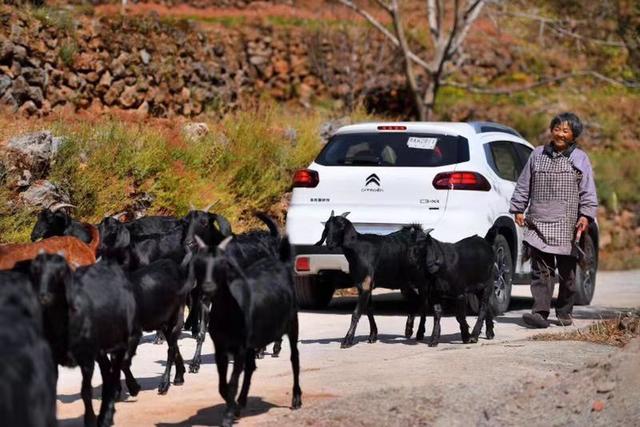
315, 132, 469, 167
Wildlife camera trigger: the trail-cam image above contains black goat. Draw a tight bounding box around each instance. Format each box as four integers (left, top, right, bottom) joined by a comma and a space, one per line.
30, 253, 138, 427
0, 272, 56, 427
31, 205, 92, 244
192, 236, 301, 427
187, 212, 280, 373
121, 257, 193, 395
315, 211, 428, 348
408, 230, 496, 347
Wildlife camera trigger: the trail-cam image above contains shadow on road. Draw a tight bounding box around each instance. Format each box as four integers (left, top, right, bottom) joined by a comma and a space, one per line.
155, 397, 284, 427
300, 332, 464, 346
57, 375, 169, 404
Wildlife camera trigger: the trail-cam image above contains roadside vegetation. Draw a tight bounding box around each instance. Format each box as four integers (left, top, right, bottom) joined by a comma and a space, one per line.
533, 312, 640, 347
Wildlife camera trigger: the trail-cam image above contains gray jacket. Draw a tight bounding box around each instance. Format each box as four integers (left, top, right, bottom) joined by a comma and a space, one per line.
510, 144, 598, 255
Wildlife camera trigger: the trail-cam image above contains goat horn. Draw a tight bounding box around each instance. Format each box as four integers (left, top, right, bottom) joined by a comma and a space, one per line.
203, 202, 216, 212
189, 202, 196, 211
50, 203, 76, 212
330, 210, 335, 218
424, 228, 434, 235
341, 211, 350, 218
217, 235, 233, 251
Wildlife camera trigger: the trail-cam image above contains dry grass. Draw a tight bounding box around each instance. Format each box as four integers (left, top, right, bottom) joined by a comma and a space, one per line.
533, 312, 640, 347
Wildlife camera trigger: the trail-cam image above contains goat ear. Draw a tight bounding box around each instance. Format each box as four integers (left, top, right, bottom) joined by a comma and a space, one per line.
56, 250, 65, 257
340, 211, 350, 218
424, 228, 434, 236
38, 249, 46, 255
213, 214, 233, 237
115, 226, 131, 248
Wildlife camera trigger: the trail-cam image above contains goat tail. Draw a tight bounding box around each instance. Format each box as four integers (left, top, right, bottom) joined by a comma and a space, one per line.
256, 212, 280, 238
85, 223, 100, 255
278, 236, 293, 263
484, 226, 499, 244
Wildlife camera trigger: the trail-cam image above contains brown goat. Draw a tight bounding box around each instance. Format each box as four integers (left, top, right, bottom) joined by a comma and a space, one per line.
0, 228, 98, 270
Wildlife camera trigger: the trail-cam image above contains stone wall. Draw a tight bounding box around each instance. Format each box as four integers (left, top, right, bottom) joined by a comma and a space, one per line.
0, 6, 415, 117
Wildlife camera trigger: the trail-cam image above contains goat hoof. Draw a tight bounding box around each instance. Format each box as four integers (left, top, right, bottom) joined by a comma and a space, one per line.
428, 341, 439, 347
127, 381, 141, 397
416, 332, 425, 341
256, 352, 264, 360
469, 336, 479, 344
158, 382, 170, 395
222, 415, 234, 427
291, 395, 302, 410
188, 363, 200, 374
271, 352, 280, 358
486, 330, 495, 340
340, 339, 354, 349
367, 336, 377, 344
404, 328, 413, 338
174, 377, 185, 386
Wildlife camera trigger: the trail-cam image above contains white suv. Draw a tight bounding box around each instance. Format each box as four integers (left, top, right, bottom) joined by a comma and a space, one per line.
285, 121, 598, 311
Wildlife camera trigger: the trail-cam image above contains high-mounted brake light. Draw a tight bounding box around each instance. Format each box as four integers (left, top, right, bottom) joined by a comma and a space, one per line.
292, 169, 319, 188
377, 125, 407, 131
295, 256, 310, 272
432, 171, 491, 191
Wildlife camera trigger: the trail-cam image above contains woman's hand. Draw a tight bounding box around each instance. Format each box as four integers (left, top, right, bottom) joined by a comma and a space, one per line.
575, 216, 589, 234
515, 213, 525, 227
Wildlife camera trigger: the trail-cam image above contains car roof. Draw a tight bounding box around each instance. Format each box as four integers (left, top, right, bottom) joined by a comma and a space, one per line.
334, 121, 524, 140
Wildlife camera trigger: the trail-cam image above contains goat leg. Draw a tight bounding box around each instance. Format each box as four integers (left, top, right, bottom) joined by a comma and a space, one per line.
366, 291, 378, 343
80, 360, 97, 427
404, 314, 415, 338
120, 330, 142, 398
428, 302, 443, 347
470, 285, 492, 343
158, 328, 177, 395
215, 349, 229, 405
272, 338, 282, 358
98, 351, 124, 427
341, 276, 372, 348
288, 314, 303, 409
189, 298, 210, 373
222, 351, 245, 427
237, 349, 257, 409
455, 295, 471, 343
415, 287, 428, 341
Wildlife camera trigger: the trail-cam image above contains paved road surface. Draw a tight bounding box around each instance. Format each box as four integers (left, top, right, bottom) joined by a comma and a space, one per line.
57, 269, 640, 426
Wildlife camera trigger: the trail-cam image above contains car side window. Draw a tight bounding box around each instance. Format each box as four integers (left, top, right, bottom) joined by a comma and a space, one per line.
513, 143, 533, 169
488, 141, 520, 182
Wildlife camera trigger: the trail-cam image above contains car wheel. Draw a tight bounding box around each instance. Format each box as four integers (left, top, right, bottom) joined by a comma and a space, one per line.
294, 275, 335, 309
491, 234, 513, 315
575, 233, 597, 305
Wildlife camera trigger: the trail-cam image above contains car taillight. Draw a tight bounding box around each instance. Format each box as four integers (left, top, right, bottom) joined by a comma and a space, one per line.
295, 256, 310, 272
432, 171, 491, 191
293, 169, 319, 188
377, 125, 407, 131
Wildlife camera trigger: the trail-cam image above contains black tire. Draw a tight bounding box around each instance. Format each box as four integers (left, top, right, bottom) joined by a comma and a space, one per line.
491, 234, 513, 315
294, 275, 335, 309
575, 233, 597, 305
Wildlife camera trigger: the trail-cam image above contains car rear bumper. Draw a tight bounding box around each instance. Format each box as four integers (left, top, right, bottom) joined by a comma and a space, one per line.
293, 245, 350, 275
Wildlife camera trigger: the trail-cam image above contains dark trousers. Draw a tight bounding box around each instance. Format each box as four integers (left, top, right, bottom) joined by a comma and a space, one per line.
530, 248, 577, 318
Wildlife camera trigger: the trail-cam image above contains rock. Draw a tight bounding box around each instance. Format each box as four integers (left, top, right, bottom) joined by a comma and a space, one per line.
182, 122, 209, 141
0, 90, 17, 111
319, 117, 351, 144
16, 169, 32, 188
97, 70, 112, 93
140, 49, 151, 65
5, 131, 63, 178
0, 40, 14, 62
21, 67, 47, 87
18, 100, 38, 116
12, 44, 27, 63
19, 180, 70, 209
0, 75, 11, 94
119, 85, 139, 108
103, 79, 125, 106
596, 380, 616, 394
250, 55, 268, 66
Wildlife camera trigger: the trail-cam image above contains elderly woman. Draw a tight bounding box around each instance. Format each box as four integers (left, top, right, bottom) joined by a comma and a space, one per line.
510, 112, 598, 328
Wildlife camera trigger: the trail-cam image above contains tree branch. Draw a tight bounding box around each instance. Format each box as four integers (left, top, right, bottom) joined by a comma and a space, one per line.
443, 70, 640, 94
336, 0, 433, 72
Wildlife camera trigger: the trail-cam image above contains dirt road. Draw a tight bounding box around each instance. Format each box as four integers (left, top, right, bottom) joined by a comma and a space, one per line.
57, 270, 640, 426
